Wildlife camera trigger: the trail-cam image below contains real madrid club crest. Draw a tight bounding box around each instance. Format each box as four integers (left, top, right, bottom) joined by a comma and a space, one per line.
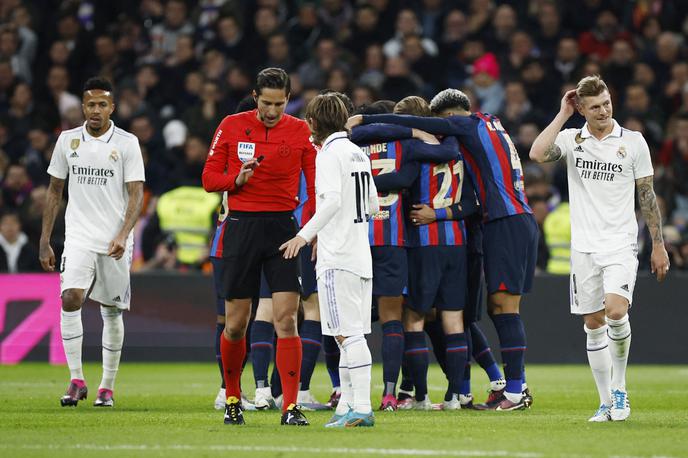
70, 138, 80, 150
616, 146, 627, 159
110, 150, 119, 162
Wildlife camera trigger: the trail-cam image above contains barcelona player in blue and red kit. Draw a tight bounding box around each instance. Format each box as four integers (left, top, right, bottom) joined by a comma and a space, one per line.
353, 89, 538, 410
350, 107, 458, 411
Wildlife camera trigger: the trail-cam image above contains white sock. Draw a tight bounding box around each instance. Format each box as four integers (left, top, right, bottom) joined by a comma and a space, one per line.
342, 335, 372, 415
585, 324, 612, 406
606, 314, 631, 390
61, 309, 84, 381
335, 344, 352, 416
100, 306, 124, 391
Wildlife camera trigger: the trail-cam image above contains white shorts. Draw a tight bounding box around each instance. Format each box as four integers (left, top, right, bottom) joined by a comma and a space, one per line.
569, 245, 639, 315
60, 243, 133, 310
317, 269, 372, 337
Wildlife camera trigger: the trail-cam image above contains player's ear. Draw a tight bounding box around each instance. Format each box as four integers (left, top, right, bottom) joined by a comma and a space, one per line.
252, 89, 258, 102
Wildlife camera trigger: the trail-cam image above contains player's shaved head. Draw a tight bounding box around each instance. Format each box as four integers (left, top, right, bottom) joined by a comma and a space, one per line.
430, 89, 471, 115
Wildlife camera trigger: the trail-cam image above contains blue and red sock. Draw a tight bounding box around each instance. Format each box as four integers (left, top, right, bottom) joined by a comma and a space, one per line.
444, 333, 468, 401
322, 335, 340, 388
491, 313, 526, 395
470, 321, 503, 382
381, 320, 404, 396
250, 320, 274, 388
299, 320, 322, 391
404, 331, 429, 401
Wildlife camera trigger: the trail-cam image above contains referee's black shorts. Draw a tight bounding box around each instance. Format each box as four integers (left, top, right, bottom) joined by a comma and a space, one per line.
221, 211, 301, 300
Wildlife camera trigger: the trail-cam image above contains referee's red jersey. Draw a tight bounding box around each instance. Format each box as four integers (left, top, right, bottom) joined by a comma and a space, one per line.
202, 109, 316, 215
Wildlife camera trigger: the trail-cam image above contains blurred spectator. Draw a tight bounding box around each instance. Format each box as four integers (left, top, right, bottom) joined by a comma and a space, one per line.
502, 30, 539, 80
183, 79, 223, 148
383, 8, 438, 59
171, 136, 207, 187
245, 7, 280, 71
318, 0, 353, 41
0, 24, 31, 83
668, 113, 688, 222
401, 34, 440, 95
343, 4, 386, 59
578, 10, 630, 61
265, 32, 295, 73
499, 80, 542, 134
553, 37, 582, 85
286, 2, 325, 65
534, 1, 565, 60
298, 37, 350, 89
8, 82, 58, 139
380, 56, 422, 102
149, 0, 194, 63
650, 31, 682, 84
603, 38, 636, 97
46, 65, 80, 122
209, 15, 246, 63
0, 210, 40, 273
466, 52, 504, 114
620, 83, 664, 145
222, 65, 252, 114
485, 4, 518, 58
0, 59, 16, 112
22, 128, 54, 187
2, 162, 32, 208
358, 44, 385, 91
439, 9, 469, 55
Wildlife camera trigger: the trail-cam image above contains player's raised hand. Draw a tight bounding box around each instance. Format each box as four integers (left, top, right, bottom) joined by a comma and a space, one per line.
107, 234, 127, 260
345, 115, 363, 130
560, 89, 577, 118
409, 204, 437, 225
39, 242, 56, 271
650, 244, 670, 282
280, 235, 307, 259
235, 159, 259, 187
412, 129, 440, 145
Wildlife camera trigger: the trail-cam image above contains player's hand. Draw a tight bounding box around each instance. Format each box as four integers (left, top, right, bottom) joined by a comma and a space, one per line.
560, 89, 577, 118
409, 204, 437, 225
39, 242, 56, 271
108, 234, 127, 260
280, 235, 307, 259
650, 243, 670, 282
345, 115, 363, 130
311, 238, 317, 262
412, 129, 439, 145
235, 159, 259, 187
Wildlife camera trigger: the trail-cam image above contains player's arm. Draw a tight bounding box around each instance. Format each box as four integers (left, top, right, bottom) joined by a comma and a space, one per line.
350, 113, 461, 136
373, 161, 420, 192
351, 123, 412, 144
636, 175, 670, 281
410, 178, 479, 225
202, 121, 258, 193
39, 176, 65, 271
108, 181, 144, 260
407, 136, 459, 163
529, 89, 576, 162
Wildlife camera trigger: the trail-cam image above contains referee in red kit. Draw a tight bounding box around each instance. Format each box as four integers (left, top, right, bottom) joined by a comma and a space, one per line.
202, 68, 316, 426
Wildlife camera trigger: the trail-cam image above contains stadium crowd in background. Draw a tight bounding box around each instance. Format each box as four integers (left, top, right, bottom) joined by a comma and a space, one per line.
1, 0, 688, 273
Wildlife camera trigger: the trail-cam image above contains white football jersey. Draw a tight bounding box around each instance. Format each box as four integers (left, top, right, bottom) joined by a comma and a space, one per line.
554, 120, 653, 253
47, 121, 145, 253
307, 132, 378, 278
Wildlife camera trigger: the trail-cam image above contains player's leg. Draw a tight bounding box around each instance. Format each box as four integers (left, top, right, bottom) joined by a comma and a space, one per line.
297, 245, 324, 407
424, 310, 447, 374
402, 307, 430, 409
210, 257, 227, 409
251, 296, 276, 410
58, 245, 96, 407
322, 335, 341, 407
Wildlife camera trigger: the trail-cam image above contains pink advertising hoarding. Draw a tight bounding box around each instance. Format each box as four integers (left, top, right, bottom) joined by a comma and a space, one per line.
0, 274, 65, 365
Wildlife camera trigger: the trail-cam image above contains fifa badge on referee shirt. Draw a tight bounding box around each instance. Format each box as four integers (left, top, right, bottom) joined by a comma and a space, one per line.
110, 150, 119, 162
70, 138, 80, 150
237, 142, 256, 162
616, 146, 627, 159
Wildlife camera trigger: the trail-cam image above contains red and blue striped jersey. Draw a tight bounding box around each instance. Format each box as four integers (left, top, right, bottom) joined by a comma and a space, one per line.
292, 171, 309, 228
209, 191, 228, 258
360, 140, 407, 247
362, 113, 531, 222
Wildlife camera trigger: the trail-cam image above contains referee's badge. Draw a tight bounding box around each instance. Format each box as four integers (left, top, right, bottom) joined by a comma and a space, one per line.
616, 146, 627, 159
237, 142, 256, 162
70, 138, 80, 150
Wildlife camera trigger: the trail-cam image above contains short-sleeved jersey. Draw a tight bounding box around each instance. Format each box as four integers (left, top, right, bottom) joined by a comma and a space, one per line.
308, 132, 378, 279
362, 113, 532, 222
47, 122, 145, 253
554, 120, 653, 253
202, 109, 316, 215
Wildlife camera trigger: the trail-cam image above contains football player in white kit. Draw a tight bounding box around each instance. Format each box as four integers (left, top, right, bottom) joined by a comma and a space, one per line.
530, 75, 669, 422
281, 93, 379, 427
39, 77, 145, 408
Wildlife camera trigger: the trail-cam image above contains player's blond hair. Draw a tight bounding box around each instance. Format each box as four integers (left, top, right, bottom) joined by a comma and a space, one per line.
394, 96, 431, 116
576, 75, 609, 99
305, 93, 348, 144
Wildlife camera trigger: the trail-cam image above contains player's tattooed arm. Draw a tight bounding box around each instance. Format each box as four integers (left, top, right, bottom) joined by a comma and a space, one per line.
542, 144, 563, 162
636, 176, 663, 245
108, 181, 144, 259
39, 176, 66, 271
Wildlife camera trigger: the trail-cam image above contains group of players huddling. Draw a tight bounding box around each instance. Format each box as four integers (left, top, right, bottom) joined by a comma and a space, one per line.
44, 67, 668, 428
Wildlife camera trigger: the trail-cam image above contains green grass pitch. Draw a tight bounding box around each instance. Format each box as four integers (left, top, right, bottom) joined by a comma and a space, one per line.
1, 363, 686, 458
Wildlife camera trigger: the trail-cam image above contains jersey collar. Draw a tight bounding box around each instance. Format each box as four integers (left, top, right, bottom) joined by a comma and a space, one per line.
580, 119, 622, 140
322, 131, 348, 150
82, 121, 116, 143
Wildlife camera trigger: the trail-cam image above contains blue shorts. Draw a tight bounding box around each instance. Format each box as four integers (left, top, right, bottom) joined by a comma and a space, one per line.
483, 213, 538, 295
300, 245, 317, 298
371, 246, 407, 297
463, 251, 484, 323
406, 245, 467, 313
259, 269, 271, 298
211, 257, 225, 315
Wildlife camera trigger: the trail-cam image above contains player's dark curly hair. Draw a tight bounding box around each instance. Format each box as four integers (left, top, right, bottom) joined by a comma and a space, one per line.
83, 76, 114, 94
430, 89, 471, 114
255, 67, 290, 96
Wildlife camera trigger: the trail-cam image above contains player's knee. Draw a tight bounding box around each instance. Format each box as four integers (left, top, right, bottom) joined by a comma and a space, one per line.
441, 311, 464, 334
61, 290, 83, 312
604, 297, 628, 321
274, 312, 297, 336
224, 317, 249, 340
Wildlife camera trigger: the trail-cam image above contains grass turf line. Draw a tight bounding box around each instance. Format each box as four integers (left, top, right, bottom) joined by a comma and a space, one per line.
0, 363, 687, 458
